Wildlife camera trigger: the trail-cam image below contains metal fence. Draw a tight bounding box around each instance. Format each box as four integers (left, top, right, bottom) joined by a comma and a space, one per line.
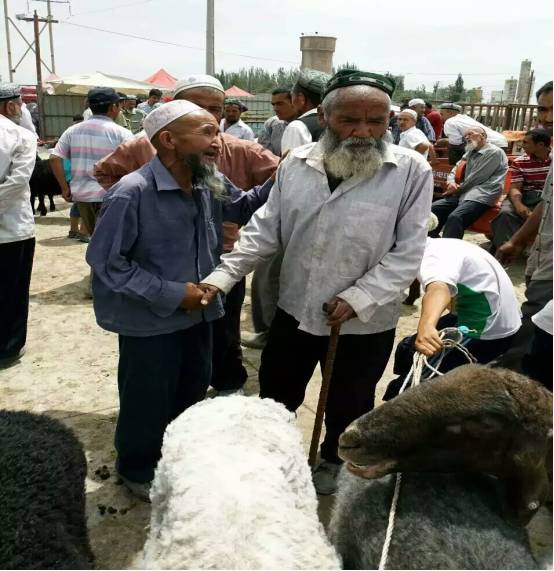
241, 94, 273, 136
43, 94, 87, 139
458, 103, 538, 132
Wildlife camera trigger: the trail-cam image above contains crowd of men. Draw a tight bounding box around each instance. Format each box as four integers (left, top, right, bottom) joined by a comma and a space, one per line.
0, 69, 552, 501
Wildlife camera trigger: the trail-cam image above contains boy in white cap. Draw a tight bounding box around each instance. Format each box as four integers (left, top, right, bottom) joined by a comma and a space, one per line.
86, 101, 273, 500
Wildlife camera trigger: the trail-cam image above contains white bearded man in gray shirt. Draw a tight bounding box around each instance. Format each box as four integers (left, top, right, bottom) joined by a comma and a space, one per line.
199, 70, 433, 494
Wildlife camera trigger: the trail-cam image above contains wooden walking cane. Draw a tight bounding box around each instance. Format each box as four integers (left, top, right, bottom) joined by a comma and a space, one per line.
308, 303, 341, 467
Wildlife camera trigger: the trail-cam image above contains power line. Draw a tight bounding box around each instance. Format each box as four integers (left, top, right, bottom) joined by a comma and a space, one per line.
59, 20, 299, 64
66, 0, 154, 18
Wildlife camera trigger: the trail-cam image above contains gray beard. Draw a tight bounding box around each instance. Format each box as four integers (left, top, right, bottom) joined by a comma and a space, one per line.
320, 128, 386, 180
180, 154, 226, 199
465, 141, 478, 152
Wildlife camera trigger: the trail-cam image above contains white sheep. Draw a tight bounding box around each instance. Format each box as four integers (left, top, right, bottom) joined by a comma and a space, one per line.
138, 396, 341, 570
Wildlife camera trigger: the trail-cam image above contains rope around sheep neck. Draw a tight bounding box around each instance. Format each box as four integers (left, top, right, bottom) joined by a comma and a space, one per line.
377, 329, 477, 571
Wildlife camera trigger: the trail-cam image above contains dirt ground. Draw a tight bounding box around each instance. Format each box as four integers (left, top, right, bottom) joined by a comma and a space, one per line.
1, 198, 551, 569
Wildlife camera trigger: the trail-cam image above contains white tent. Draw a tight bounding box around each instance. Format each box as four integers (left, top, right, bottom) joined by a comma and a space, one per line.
48, 71, 169, 96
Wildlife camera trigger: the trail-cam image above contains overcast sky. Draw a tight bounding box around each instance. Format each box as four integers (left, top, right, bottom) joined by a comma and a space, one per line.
1, 0, 552, 101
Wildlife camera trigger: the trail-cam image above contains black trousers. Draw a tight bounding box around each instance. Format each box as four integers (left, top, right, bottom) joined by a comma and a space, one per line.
383, 313, 518, 401
0, 238, 35, 359
115, 323, 212, 483
522, 326, 553, 391
259, 308, 395, 463
494, 279, 552, 372
430, 197, 490, 239
210, 278, 248, 391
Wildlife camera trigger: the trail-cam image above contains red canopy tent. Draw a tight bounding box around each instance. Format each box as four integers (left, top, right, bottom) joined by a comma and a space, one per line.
144, 68, 177, 88
224, 85, 253, 97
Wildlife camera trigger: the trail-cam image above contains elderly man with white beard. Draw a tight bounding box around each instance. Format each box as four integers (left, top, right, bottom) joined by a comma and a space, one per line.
198, 69, 433, 495
431, 126, 508, 239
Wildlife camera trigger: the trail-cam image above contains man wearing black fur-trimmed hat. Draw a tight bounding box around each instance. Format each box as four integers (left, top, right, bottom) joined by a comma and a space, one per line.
199, 69, 433, 494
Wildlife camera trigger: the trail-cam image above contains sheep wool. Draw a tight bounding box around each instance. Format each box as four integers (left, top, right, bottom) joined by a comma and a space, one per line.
139, 396, 341, 570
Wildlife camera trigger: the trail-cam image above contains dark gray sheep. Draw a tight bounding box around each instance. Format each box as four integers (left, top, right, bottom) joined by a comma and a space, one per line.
339, 365, 552, 524
0, 410, 94, 569
329, 468, 538, 570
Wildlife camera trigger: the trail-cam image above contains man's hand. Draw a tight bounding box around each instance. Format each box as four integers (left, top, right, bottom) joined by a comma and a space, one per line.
61, 183, 71, 202
442, 182, 458, 197
325, 298, 356, 327
496, 240, 525, 266
514, 205, 532, 220
415, 323, 444, 357
197, 283, 221, 307
180, 282, 207, 311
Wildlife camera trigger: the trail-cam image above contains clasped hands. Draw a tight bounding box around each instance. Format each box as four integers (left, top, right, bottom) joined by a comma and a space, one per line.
181, 283, 356, 326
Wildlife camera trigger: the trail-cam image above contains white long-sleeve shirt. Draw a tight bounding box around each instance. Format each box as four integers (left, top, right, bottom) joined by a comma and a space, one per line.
0, 115, 37, 244
280, 109, 317, 154
443, 114, 508, 148
203, 141, 433, 336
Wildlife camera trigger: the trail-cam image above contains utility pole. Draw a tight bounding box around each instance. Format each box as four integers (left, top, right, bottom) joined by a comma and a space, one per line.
46, 0, 56, 73
33, 11, 45, 136
2, 0, 14, 81
206, 0, 215, 75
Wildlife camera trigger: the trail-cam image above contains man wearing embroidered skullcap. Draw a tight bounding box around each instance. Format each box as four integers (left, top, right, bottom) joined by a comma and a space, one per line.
0, 83, 37, 368
198, 69, 433, 495
221, 97, 254, 141
93, 74, 278, 398
280, 69, 331, 153
437, 102, 508, 165
408, 98, 436, 142
397, 109, 435, 160
86, 100, 274, 501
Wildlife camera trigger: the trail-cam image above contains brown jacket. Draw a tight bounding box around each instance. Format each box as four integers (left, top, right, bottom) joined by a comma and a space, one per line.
94, 132, 279, 250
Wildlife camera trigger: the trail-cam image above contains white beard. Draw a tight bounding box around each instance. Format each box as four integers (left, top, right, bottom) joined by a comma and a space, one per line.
465, 141, 478, 152
320, 129, 385, 180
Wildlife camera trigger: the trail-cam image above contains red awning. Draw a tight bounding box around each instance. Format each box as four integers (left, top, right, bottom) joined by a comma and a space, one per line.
144, 68, 177, 88
224, 85, 253, 97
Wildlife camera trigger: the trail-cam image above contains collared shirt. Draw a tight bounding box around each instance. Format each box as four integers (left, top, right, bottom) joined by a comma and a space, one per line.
447, 144, 508, 206
86, 156, 273, 337
220, 119, 255, 141
280, 109, 317, 153
0, 115, 37, 244
20, 103, 38, 137
121, 108, 146, 134
399, 126, 430, 159
391, 115, 436, 144
531, 164, 553, 281
93, 132, 278, 251
203, 141, 433, 336
509, 154, 551, 194
137, 101, 162, 115
52, 115, 133, 202
257, 115, 288, 156
443, 114, 508, 148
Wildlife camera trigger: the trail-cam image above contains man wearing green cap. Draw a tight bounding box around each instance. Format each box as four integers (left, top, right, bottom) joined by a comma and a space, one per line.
280, 69, 331, 154
199, 69, 433, 494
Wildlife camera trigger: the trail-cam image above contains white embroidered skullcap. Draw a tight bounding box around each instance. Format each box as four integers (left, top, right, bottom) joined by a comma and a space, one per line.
173, 74, 224, 98
399, 109, 418, 120
408, 98, 425, 107
143, 100, 203, 139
